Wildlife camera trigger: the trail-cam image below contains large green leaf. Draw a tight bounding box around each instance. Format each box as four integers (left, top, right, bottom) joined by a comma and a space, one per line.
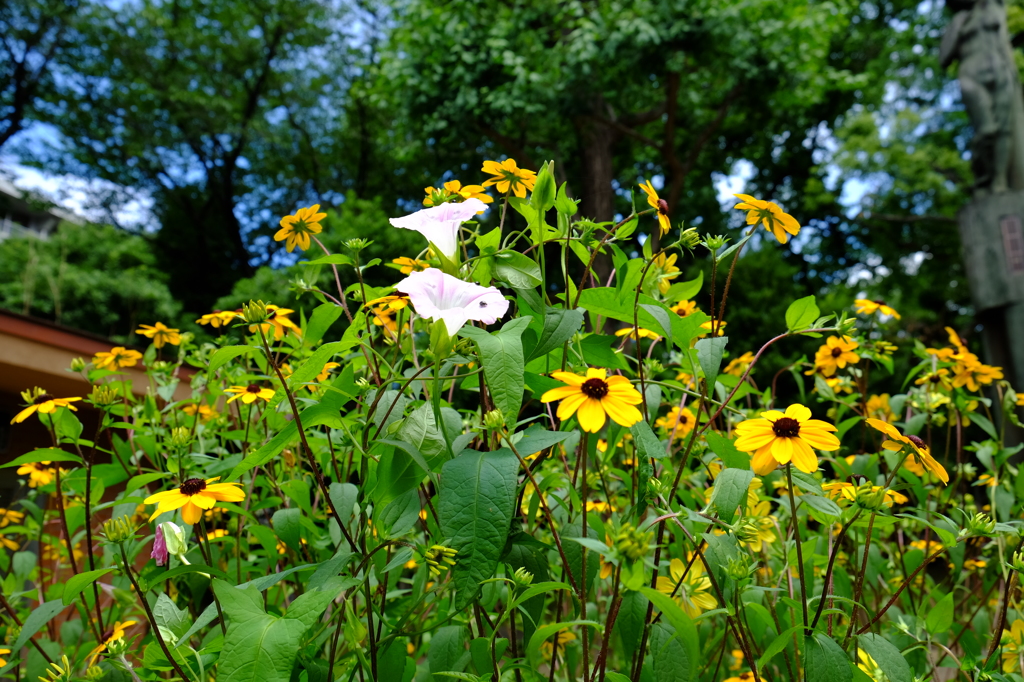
428, 625, 469, 681
213, 579, 343, 682
708, 468, 754, 524
631, 419, 667, 459
650, 623, 693, 682
577, 288, 708, 350
1, 448, 82, 468
804, 633, 852, 682
857, 634, 912, 682
62, 568, 115, 606
925, 591, 953, 634
12, 600, 65, 653
695, 336, 728, 389
492, 250, 542, 288
785, 295, 820, 332
703, 431, 750, 470
438, 449, 519, 608
304, 302, 344, 347
460, 318, 531, 427
640, 587, 700, 681
528, 307, 585, 360
208, 345, 259, 376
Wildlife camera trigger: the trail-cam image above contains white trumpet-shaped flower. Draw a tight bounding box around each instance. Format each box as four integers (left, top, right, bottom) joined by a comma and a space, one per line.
388, 198, 487, 260
395, 268, 508, 335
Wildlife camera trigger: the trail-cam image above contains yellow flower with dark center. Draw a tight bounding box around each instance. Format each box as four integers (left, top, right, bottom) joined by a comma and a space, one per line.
915, 369, 953, 391
93, 346, 143, 370
655, 406, 696, 440
723, 351, 755, 377
136, 322, 181, 348
366, 294, 410, 313
650, 252, 680, 292
1002, 620, 1024, 673
392, 257, 430, 274
655, 556, 717, 618
276, 204, 326, 252
481, 158, 537, 198
225, 384, 275, 404
11, 391, 83, 424
865, 393, 896, 422
614, 326, 661, 341
638, 180, 671, 236
733, 194, 801, 244
809, 335, 860, 377
17, 461, 56, 488
733, 404, 840, 474
724, 673, 755, 682
0, 507, 24, 528
854, 298, 901, 319
144, 477, 245, 525
865, 418, 949, 484
249, 304, 301, 340
88, 620, 137, 664
196, 310, 240, 328
670, 300, 699, 318
182, 403, 218, 421
540, 368, 643, 433
423, 180, 493, 208
698, 320, 726, 337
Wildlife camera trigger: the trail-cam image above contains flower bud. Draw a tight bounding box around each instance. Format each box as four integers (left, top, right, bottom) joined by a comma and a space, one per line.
151, 524, 168, 566
90, 384, 119, 407
961, 512, 996, 538
677, 227, 701, 250
615, 523, 653, 563
647, 477, 668, 498
513, 567, 534, 587
39, 655, 73, 682
423, 545, 458, 577
483, 409, 505, 431
853, 483, 887, 512
70, 357, 87, 372
20, 386, 46, 403
241, 299, 269, 324
167, 426, 191, 449
103, 516, 135, 543
703, 235, 729, 252
344, 238, 372, 252
105, 637, 130, 657
85, 666, 105, 681
726, 555, 753, 581
160, 521, 189, 562
1009, 550, 1024, 573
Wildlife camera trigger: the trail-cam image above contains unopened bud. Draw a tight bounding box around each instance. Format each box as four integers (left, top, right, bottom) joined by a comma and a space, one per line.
423, 545, 458, 577
1009, 551, 1024, 573
90, 384, 119, 407
726, 555, 753, 581
513, 567, 534, 587
167, 426, 191, 448
961, 512, 996, 538
703, 235, 729, 252
70, 357, 87, 372
20, 386, 46, 403
615, 523, 653, 563
344, 238, 372, 252
103, 516, 135, 543
647, 478, 668, 497
241, 299, 269, 324
484, 409, 505, 431
677, 227, 700, 250
160, 521, 189, 561
853, 483, 888, 512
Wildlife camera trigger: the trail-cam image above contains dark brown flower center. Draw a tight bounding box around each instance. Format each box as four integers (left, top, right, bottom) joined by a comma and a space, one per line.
33, 393, 55, 404
831, 347, 842, 357
657, 199, 669, 216
179, 478, 207, 496
906, 435, 926, 449
581, 378, 609, 399
874, 299, 886, 305
772, 417, 801, 438
245, 384, 262, 393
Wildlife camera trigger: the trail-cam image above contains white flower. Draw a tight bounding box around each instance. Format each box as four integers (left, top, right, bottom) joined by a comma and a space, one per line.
159, 521, 189, 564
388, 198, 487, 260
395, 268, 509, 335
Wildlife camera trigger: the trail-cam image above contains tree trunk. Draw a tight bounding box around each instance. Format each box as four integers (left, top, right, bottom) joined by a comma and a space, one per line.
574, 98, 620, 290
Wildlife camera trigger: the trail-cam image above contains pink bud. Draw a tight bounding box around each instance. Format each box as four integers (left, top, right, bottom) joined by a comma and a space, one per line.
151, 524, 168, 566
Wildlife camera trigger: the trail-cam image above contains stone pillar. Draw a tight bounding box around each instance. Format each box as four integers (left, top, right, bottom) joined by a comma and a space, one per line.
958, 192, 1024, 440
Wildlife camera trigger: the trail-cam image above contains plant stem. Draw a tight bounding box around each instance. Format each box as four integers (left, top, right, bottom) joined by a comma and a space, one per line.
785, 465, 809, 633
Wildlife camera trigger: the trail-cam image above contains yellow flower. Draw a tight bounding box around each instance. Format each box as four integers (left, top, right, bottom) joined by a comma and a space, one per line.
655, 556, 717, 618
93, 346, 143, 370
196, 310, 241, 328
809, 336, 860, 377
144, 477, 245, 525
854, 298, 901, 319
225, 384, 276, 404
729, 649, 745, 672
481, 158, 537, 198
952, 358, 1003, 392
182, 403, 218, 421
249, 304, 301, 340
315, 362, 340, 384
366, 294, 411, 313
865, 418, 949, 484
732, 194, 801, 244
865, 394, 896, 422
723, 674, 755, 682
88, 620, 138, 664
423, 180, 493, 208
638, 180, 671, 236
977, 473, 998, 487
670, 300, 699, 318
738, 500, 776, 552
734, 404, 840, 475
915, 369, 953, 391
963, 557, 987, 571
723, 351, 755, 377
614, 326, 661, 341
275, 204, 326, 252
540, 628, 576, 661
540, 368, 644, 433
650, 252, 680, 293
17, 461, 58, 487
1002, 620, 1024, 673
698, 320, 727, 337
0, 536, 19, 551
655, 406, 696, 440
136, 322, 181, 348
206, 528, 230, 541
392, 257, 430, 274
11, 392, 82, 424
585, 500, 616, 513
0, 507, 24, 528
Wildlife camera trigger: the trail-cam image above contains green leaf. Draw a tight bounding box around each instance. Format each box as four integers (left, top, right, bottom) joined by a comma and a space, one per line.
438, 449, 519, 608
12, 600, 65, 653
526, 620, 602, 664
925, 591, 954, 634
1, 448, 82, 468
555, 181, 578, 215
804, 633, 852, 682
785, 296, 820, 332
709, 468, 754, 524
665, 271, 703, 301
154, 593, 191, 639
695, 336, 728, 389
63, 568, 115, 606
508, 428, 572, 458
650, 622, 693, 682
703, 431, 750, 470
756, 624, 802, 668
302, 254, 353, 266
473, 228, 502, 286
460, 318, 530, 427
615, 591, 648, 661
530, 160, 556, 212
213, 578, 342, 682
563, 521, 601, 596
528, 308, 585, 360
283, 340, 355, 394
272, 508, 302, 552
579, 334, 630, 370
429, 625, 469, 681
304, 302, 344, 347
857, 634, 912, 682
800, 494, 842, 522
208, 345, 258, 376
493, 251, 542, 288
631, 419, 667, 459
577, 287, 708, 351
125, 472, 167, 495
639, 587, 700, 681
639, 304, 672, 347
